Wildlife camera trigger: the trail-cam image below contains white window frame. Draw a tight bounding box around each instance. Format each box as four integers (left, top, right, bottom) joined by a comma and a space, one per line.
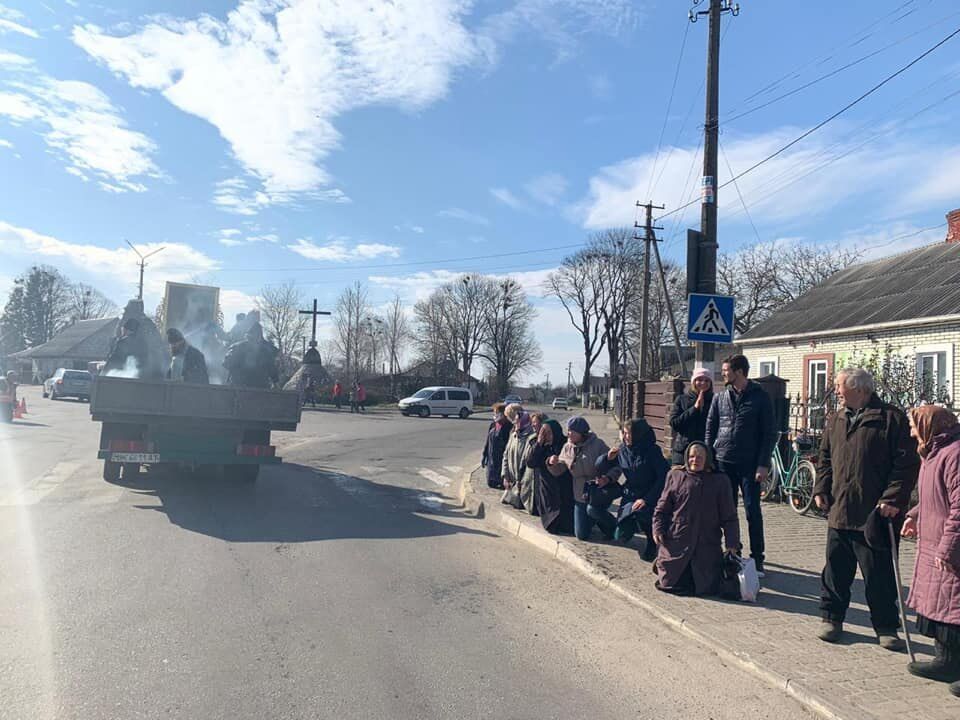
757, 355, 779, 377
807, 359, 830, 429
913, 343, 954, 403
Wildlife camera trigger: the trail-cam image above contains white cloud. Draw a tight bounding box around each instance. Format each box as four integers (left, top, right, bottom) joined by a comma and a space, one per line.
218, 230, 280, 247
212, 175, 349, 215
394, 223, 425, 234
0, 138, 12, 149
903, 147, 960, 210
73, 0, 480, 212
0, 4, 39, 38
288, 237, 401, 262
0, 221, 219, 298
437, 207, 490, 226
490, 187, 525, 209
220, 288, 260, 326
837, 222, 947, 262
0, 51, 33, 67
0, 64, 159, 191
524, 172, 567, 206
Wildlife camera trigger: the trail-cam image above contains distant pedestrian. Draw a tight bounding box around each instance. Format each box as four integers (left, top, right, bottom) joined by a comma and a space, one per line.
705, 354, 776, 576
527, 418, 575, 535
356, 382, 367, 412
813, 368, 919, 649
595, 418, 669, 560
669, 367, 714, 465
903, 405, 960, 697
482, 402, 512, 490
333, 380, 343, 409
602, 395, 609, 414
653, 442, 740, 596
554, 416, 619, 541
349, 385, 357, 413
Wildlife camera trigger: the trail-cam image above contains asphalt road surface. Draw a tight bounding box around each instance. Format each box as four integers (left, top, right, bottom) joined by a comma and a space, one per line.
1, 387, 811, 720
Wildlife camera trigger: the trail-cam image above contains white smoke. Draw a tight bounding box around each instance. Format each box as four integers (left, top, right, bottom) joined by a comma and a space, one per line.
103, 357, 140, 379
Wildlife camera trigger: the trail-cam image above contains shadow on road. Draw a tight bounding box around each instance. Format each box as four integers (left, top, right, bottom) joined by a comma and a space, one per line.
118, 462, 496, 544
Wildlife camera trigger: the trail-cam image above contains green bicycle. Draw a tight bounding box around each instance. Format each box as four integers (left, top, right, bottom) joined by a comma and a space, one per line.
762, 431, 818, 514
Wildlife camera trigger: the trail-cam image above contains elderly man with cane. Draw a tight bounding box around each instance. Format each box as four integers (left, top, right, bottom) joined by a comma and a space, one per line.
813, 367, 920, 649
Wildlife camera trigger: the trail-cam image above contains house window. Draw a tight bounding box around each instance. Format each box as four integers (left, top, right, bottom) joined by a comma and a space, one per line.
914, 345, 952, 403
757, 356, 779, 377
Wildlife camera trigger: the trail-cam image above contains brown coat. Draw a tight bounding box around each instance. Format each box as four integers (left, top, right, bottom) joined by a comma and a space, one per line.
814, 394, 920, 531
653, 468, 741, 596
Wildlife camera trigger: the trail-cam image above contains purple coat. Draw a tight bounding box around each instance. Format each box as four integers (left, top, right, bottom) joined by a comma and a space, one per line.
653, 468, 741, 596
907, 429, 960, 626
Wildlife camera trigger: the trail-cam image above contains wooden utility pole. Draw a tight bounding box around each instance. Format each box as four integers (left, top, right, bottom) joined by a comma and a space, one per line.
690, 0, 739, 372
635, 202, 664, 380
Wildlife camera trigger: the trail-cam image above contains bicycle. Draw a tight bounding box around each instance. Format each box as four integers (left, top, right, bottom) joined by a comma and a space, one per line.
762, 431, 818, 515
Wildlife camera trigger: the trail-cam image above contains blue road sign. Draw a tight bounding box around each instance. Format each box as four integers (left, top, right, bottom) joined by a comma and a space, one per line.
687, 293, 735, 344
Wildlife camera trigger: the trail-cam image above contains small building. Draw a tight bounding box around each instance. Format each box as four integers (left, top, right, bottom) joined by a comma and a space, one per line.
739, 209, 960, 421
396, 359, 482, 399
7, 317, 119, 383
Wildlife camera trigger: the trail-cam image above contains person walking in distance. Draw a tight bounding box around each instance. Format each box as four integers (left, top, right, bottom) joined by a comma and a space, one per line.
355, 381, 367, 412
669, 367, 714, 466
903, 405, 960, 697
705, 355, 776, 576
813, 368, 919, 649
333, 379, 343, 410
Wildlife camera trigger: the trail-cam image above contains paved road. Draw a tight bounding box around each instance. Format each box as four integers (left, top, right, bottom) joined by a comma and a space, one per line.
1, 387, 811, 719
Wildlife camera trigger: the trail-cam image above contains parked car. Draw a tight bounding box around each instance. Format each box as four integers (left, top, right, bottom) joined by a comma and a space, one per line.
551, 397, 568, 410
43, 368, 93, 401
398, 386, 474, 418
503, 394, 523, 405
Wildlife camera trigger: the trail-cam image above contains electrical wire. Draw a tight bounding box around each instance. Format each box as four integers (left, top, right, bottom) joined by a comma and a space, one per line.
645, 20, 691, 202
719, 139, 762, 246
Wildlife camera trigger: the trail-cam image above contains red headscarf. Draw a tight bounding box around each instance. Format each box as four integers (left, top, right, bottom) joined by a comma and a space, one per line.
909, 405, 959, 458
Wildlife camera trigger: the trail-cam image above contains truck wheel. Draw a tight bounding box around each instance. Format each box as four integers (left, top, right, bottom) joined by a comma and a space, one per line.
418, 407, 430, 418
458, 407, 470, 419
103, 460, 121, 482
121, 463, 140, 480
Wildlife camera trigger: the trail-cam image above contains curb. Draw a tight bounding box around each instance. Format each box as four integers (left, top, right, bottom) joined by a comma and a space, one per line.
458, 466, 872, 720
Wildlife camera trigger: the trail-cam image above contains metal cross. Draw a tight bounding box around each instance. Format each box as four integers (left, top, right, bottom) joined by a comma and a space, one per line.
299, 299, 331, 348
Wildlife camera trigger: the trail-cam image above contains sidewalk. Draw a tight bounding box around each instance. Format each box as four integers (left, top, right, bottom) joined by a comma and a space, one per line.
460, 466, 958, 720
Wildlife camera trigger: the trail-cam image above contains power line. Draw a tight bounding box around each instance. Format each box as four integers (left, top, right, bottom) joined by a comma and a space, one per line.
719, 139, 762, 246
856, 222, 946, 253
645, 20, 691, 202
657, 22, 960, 224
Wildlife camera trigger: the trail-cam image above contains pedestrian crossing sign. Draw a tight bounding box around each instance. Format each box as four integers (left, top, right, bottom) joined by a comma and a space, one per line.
687, 293, 735, 344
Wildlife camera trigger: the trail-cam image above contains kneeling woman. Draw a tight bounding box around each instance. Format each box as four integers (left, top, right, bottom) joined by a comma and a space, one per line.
653, 442, 741, 596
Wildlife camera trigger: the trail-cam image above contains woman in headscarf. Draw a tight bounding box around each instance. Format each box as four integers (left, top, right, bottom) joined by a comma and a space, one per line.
653, 441, 740, 596
668, 367, 715, 466
903, 405, 960, 698
501, 405, 535, 506
527, 418, 574, 534
481, 402, 512, 489
595, 417, 670, 560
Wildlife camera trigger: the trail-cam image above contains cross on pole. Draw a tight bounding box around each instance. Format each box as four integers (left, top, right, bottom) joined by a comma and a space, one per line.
299, 299, 331, 349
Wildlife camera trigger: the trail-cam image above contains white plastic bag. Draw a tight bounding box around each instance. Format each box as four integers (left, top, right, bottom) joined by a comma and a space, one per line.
737, 557, 761, 603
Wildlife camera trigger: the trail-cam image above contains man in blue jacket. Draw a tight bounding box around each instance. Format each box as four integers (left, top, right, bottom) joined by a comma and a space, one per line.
706, 354, 776, 576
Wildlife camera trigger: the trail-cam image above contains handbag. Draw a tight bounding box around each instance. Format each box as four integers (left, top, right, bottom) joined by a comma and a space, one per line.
501, 485, 523, 509
720, 553, 760, 602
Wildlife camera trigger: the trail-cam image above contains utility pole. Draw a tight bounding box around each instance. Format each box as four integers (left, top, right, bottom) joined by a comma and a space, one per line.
635, 202, 664, 380
125, 239, 165, 301
567, 361, 573, 397
690, 0, 739, 372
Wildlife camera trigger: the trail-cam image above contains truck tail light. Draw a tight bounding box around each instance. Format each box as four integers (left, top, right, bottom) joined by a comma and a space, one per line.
56, 379, 63, 385
236, 444, 275, 457
109, 440, 154, 452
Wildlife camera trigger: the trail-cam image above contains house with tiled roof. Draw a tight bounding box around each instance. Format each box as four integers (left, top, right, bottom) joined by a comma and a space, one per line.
739, 208, 960, 416
8, 317, 118, 383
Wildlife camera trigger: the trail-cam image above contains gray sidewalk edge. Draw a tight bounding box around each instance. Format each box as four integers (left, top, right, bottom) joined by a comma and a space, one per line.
456, 466, 876, 720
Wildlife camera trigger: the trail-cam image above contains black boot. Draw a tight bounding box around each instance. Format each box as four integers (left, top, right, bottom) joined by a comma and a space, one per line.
950, 680, 960, 697
641, 536, 657, 562
908, 641, 960, 683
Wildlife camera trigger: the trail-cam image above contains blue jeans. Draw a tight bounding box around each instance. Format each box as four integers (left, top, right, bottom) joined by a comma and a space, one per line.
719, 461, 765, 562
574, 501, 616, 540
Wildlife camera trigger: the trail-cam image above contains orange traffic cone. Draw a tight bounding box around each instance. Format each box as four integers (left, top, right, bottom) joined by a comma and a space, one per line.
13, 403, 23, 419
19, 398, 26, 414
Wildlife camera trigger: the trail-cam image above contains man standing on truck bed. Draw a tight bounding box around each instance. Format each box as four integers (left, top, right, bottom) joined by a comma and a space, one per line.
104, 317, 160, 379
224, 322, 279, 389
166, 328, 209, 384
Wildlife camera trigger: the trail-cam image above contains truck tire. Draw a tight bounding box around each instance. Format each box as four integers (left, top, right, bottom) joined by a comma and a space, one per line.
103, 460, 121, 482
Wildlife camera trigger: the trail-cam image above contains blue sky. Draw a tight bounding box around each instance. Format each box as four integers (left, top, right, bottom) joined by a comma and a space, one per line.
1, 0, 959, 385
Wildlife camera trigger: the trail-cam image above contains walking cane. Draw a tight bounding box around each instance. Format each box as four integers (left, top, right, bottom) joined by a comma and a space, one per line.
887, 519, 916, 663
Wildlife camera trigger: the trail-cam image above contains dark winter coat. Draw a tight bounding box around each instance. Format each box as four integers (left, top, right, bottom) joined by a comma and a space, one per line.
705, 381, 776, 470
104, 331, 151, 377
669, 390, 714, 465
653, 468, 741, 596
167, 344, 209, 385
595, 418, 669, 514
907, 427, 960, 627
527, 419, 575, 534
813, 393, 920, 531
482, 420, 512, 489
224, 338, 280, 389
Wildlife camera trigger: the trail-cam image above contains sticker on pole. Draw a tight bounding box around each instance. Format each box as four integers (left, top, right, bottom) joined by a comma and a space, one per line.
687, 293, 735, 344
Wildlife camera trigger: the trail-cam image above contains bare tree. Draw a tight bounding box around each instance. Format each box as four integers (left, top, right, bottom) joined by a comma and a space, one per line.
333, 281, 370, 380
479, 279, 541, 398
257, 282, 308, 362
383, 294, 411, 383
441, 274, 498, 377
413, 292, 454, 375
544, 253, 606, 401
67, 283, 116, 322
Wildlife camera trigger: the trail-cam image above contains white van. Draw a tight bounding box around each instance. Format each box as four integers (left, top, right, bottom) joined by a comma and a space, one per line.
398, 386, 474, 419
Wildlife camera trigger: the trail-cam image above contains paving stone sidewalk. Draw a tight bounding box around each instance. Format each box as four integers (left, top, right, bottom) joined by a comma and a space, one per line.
464, 462, 958, 720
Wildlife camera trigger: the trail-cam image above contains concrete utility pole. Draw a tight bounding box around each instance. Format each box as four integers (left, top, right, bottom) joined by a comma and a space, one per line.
635, 202, 664, 380
689, 0, 739, 372
125, 240, 165, 301
567, 361, 573, 397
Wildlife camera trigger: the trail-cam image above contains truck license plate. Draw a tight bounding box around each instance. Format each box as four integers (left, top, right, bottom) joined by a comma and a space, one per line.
111, 452, 159, 463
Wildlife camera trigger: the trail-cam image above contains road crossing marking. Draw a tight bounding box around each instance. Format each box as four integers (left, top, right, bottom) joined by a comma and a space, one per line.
417, 468, 452, 487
